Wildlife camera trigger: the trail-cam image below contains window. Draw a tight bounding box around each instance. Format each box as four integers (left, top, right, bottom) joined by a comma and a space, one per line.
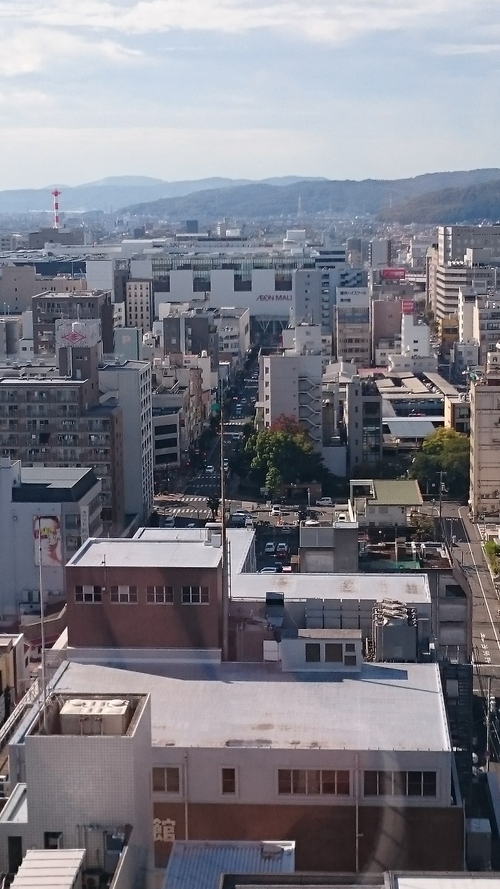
152, 767, 180, 794
305, 643, 321, 662
44, 831, 62, 850
182, 586, 209, 604
344, 655, 357, 667
278, 769, 350, 796
110, 586, 138, 603
364, 770, 436, 797
75, 585, 102, 603
325, 643, 343, 663
147, 586, 174, 604
221, 767, 237, 795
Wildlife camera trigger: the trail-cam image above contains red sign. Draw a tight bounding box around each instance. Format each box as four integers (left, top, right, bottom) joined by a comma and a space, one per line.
381, 268, 406, 280
401, 300, 414, 315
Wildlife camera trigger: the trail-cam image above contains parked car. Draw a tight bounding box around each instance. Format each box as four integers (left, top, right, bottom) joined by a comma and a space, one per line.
259, 566, 281, 574
316, 497, 333, 507
162, 515, 175, 528
276, 542, 289, 557
270, 505, 282, 516
304, 519, 320, 526
264, 541, 276, 554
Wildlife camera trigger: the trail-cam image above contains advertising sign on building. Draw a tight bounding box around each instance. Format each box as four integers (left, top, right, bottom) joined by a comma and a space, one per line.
80, 507, 89, 543
401, 300, 415, 315
33, 516, 63, 567
381, 268, 406, 280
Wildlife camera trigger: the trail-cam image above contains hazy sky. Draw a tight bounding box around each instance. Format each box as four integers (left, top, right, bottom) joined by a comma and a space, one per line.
1, 0, 500, 189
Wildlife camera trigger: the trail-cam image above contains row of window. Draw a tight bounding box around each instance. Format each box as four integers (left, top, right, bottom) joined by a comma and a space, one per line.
151, 767, 436, 798
305, 641, 357, 666
74, 584, 210, 604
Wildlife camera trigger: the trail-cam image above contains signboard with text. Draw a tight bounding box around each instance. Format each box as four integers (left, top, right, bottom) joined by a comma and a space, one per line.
381, 268, 406, 280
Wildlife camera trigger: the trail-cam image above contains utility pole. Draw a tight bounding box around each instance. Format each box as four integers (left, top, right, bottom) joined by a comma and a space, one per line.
219, 380, 229, 661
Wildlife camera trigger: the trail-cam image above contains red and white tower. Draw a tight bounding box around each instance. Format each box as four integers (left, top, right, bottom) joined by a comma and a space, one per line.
51, 189, 61, 229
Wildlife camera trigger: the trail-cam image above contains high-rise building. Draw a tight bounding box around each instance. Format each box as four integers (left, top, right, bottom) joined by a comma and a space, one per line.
125, 279, 154, 334
32, 290, 114, 356
344, 377, 383, 470
438, 224, 500, 265
335, 288, 371, 365
470, 352, 500, 519
259, 353, 322, 445
99, 360, 153, 522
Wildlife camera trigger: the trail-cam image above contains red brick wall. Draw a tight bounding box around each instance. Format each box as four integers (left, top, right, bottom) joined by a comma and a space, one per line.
153, 801, 464, 871
66, 564, 223, 649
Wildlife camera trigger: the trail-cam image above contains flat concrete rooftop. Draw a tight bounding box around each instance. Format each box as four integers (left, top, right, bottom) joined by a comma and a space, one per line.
53, 661, 450, 753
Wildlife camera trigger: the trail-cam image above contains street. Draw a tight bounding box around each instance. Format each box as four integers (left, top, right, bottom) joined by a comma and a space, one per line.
440, 501, 500, 694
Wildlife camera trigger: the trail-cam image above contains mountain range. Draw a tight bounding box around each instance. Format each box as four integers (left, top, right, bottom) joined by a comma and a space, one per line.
1, 170, 500, 222
0, 176, 325, 215
120, 169, 500, 222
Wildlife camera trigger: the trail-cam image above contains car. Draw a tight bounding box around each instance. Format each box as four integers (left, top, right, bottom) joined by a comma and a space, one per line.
304, 519, 320, 526
264, 541, 276, 554
259, 566, 280, 574
206, 465, 215, 474
245, 517, 254, 528
223, 458, 229, 470
270, 505, 282, 516
276, 542, 289, 557
335, 513, 348, 522
316, 497, 333, 507
162, 515, 175, 528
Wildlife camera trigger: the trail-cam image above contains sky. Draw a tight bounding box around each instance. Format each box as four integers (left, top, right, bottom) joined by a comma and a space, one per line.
1, 0, 500, 189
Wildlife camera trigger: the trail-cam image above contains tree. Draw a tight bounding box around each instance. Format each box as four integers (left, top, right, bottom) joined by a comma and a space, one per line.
244, 415, 325, 489
409, 428, 470, 501
265, 466, 283, 499
206, 496, 220, 521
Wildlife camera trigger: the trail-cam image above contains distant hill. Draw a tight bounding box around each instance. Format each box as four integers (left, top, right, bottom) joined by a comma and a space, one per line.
121, 169, 500, 221
378, 179, 500, 224
0, 175, 325, 214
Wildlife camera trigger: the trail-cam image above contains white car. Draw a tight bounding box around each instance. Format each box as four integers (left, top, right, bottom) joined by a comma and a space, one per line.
316, 497, 333, 507
270, 505, 282, 516
206, 465, 215, 474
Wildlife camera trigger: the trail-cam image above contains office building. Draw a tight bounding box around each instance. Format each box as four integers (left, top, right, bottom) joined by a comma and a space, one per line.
259, 353, 322, 445
125, 279, 154, 334
32, 290, 114, 356
99, 360, 153, 523
438, 224, 500, 265
470, 352, 500, 519
0, 459, 101, 619
472, 297, 500, 368
335, 289, 371, 365
344, 378, 383, 470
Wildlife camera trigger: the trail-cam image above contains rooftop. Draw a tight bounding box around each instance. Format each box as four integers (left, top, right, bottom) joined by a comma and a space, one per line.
371, 479, 423, 507
53, 661, 450, 752
9, 848, 85, 889
67, 536, 223, 569
163, 841, 295, 889
13, 467, 99, 503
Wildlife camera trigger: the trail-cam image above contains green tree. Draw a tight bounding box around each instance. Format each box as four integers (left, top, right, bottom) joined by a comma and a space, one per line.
409, 428, 470, 501
245, 415, 325, 488
265, 466, 283, 499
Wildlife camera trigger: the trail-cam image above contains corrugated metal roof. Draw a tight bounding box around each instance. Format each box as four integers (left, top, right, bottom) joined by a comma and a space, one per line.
10, 849, 85, 889
384, 418, 439, 439
372, 479, 423, 506
163, 841, 295, 889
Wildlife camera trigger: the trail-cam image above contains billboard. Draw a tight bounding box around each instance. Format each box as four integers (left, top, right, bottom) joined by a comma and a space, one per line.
401, 300, 415, 315
33, 516, 63, 567
381, 268, 406, 280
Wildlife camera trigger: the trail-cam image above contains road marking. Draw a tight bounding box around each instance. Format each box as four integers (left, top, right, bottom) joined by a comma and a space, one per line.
459, 505, 500, 656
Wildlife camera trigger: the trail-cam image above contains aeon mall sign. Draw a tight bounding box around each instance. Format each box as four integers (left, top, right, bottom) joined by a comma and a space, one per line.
256, 293, 293, 302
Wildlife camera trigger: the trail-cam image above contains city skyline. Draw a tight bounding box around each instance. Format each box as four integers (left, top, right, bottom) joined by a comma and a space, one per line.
0, 0, 499, 189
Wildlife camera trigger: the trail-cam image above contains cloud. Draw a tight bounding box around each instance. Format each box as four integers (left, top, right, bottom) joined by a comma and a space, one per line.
0, 27, 141, 77
435, 43, 500, 55
0, 0, 488, 44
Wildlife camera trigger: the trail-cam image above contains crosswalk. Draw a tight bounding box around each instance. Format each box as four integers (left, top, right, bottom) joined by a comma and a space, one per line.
155, 495, 212, 517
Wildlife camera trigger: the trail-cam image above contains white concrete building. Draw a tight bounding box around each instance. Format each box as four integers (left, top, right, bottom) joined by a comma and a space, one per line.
0, 689, 153, 886
470, 352, 500, 519
99, 360, 153, 522
259, 353, 322, 445
401, 313, 430, 358
214, 307, 250, 363
0, 655, 464, 875
0, 461, 101, 619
